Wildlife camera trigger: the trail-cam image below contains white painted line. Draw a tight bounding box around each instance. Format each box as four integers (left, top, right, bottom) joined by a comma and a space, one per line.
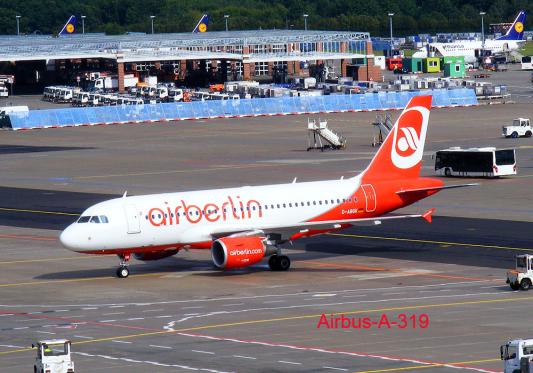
112, 340, 132, 344
0, 314, 14, 317
13, 327, 29, 330
182, 306, 204, 310
36, 331, 56, 335
102, 312, 124, 316
263, 300, 285, 304
82, 307, 98, 310
312, 293, 337, 297
323, 367, 348, 371
278, 360, 302, 365
54, 309, 68, 312
28, 311, 43, 314
0, 344, 25, 348
233, 355, 257, 360
99, 319, 116, 323
156, 315, 173, 318
184, 313, 200, 316
191, 350, 215, 355
74, 335, 94, 339
142, 309, 164, 313
149, 345, 172, 349
222, 303, 244, 307
109, 305, 125, 308
127, 317, 144, 321
382, 292, 404, 296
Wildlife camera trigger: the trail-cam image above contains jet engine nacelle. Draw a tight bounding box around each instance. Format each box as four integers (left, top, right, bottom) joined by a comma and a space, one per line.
133, 249, 179, 261
211, 237, 266, 269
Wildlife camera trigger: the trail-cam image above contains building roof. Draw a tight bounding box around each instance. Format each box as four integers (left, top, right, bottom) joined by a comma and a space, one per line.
0, 30, 370, 63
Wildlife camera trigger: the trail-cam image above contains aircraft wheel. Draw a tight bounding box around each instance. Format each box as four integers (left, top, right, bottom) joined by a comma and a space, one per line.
277, 255, 291, 271
116, 266, 130, 278
268, 255, 279, 270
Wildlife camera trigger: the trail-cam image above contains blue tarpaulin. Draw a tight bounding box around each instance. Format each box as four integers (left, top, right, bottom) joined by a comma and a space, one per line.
7, 88, 478, 130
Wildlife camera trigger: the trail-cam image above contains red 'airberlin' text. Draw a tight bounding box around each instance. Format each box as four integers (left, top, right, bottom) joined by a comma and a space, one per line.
147, 195, 262, 227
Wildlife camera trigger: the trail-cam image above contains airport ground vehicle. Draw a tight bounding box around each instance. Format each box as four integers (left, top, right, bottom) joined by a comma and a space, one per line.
501, 338, 533, 373
33, 339, 75, 373
0, 84, 8, 97
522, 56, 533, 70
507, 254, 533, 290
435, 147, 516, 177
503, 118, 532, 138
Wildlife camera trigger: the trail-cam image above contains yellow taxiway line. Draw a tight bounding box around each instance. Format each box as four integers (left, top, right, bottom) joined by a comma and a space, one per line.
1, 294, 532, 356
327, 233, 533, 251
0, 207, 78, 216
352, 358, 499, 372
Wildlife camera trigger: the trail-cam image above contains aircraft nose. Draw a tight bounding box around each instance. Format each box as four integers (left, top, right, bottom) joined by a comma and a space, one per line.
59, 225, 79, 251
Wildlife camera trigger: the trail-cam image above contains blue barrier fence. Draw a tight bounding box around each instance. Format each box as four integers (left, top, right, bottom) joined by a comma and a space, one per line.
7, 88, 477, 130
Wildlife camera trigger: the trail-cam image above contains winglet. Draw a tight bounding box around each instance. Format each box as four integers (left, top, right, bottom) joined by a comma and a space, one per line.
422, 208, 435, 223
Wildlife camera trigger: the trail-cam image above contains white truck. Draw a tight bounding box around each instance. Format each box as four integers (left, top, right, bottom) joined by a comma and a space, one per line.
92, 74, 138, 91
33, 339, 75, 373
507, 254, 533, 290
502, 118, 532, 138
501, 338, 533, 373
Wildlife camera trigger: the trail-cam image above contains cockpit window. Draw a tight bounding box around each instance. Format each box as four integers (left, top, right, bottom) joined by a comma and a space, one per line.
89, 216, 100, 223
78, 216, 91, 223
100, 215, 109, 223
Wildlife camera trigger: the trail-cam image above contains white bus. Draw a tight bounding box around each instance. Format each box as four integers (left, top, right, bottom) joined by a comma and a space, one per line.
522, 56, 533, 70
435, 147, 516, 177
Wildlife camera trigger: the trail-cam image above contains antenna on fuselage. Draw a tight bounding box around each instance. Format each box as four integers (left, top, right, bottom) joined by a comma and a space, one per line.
122, 191, 128, 198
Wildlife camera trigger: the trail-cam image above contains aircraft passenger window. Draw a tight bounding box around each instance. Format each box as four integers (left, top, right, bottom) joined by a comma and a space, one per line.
277, 204, 280, 208
252, 206, 256, 210
307, 202, 310, 206
283, 204, 286, 208
196, 211, 199, 215
164, 214, 168, 218
313, 201, 316, 205
289, 203, 292, 207
145, 215, 148, 220
319, 201, 322, 205
89, 216, 100, 223
343, 198, 346, 202
264, 205, 268, 210
78, 216, 91, 223
158, 214, 162, 218
271, 204, 274, 209
331, 199, 334, 204
353, 197, 357, 202
337, 199, 340, 203
100, 216, 109, 223
171, 213, 174, 217
324, 200, 328, 204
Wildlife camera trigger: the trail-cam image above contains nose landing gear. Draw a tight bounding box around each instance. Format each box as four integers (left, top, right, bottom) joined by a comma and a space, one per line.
116, 253, 131, 278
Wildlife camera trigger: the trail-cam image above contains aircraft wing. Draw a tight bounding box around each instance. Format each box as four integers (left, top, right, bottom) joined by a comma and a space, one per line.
209, 209, 436, 242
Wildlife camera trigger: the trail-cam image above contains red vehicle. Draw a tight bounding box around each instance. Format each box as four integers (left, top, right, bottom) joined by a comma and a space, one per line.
386, 57, 403, 71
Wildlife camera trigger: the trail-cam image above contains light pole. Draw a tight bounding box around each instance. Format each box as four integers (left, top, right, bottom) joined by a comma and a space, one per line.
81, 15, 86, 34
303, 14, 308, 30
479, 11, 486, 50
150, 15, 155, 34
224, 14, 229, 32
388, 12, 394, 52
16, 15, 21, 36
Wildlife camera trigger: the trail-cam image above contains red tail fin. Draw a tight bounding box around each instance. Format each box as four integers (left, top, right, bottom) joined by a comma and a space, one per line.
363, 95, 432, 181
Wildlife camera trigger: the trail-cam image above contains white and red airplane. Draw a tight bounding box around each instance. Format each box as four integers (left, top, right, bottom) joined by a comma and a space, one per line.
60, 95, 473, 278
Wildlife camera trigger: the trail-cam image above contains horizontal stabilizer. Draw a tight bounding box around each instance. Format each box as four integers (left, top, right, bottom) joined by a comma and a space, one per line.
396, 183, 478, 196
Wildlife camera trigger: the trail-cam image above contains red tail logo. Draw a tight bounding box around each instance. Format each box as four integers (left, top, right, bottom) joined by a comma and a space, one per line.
363, 95, 432, 181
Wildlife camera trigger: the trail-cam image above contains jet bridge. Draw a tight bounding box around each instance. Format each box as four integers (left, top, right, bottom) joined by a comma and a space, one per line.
307, 118, 346, 151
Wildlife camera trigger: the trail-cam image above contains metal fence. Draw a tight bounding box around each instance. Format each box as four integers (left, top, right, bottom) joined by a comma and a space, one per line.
7, 88, 477, 130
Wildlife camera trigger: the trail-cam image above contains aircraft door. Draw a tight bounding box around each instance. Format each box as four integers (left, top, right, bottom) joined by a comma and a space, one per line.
123, 204, 141, 234
361, 184, 377, 212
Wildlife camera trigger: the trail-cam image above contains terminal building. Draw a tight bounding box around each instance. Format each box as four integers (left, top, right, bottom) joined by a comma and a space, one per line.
0, 30, 381, 92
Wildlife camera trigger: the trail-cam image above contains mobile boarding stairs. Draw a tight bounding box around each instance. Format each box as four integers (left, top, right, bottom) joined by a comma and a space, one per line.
307, 118, 347, 151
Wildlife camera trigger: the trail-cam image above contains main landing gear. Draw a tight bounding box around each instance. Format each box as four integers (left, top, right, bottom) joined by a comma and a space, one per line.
268, 254, 291, 271
116, 253, 130, 278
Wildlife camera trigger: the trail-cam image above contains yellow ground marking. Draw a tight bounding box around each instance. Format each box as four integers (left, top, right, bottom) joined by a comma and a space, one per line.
1, 294, 532, 356
0, 207, 78, 216
352, 358, 499, 372
0, 256, 99, 265
327, 233, 533, 251
0, 272, 162, 288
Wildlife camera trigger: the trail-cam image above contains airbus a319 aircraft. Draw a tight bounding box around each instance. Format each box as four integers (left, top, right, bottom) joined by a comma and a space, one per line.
60, 95, 474, 278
